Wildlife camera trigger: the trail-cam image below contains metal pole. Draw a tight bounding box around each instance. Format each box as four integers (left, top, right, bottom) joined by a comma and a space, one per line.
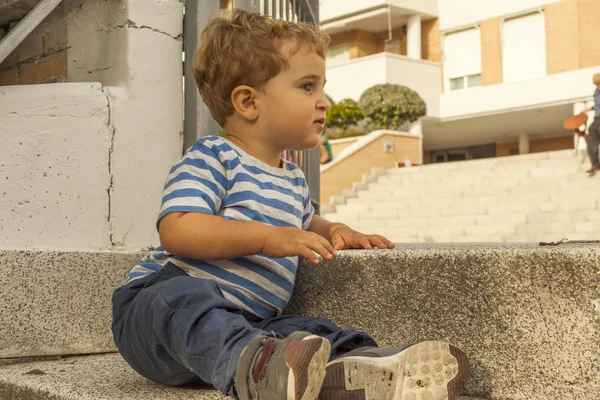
233, 0, 261, 13
0, 0, 62, 65
183, 0, 221, 152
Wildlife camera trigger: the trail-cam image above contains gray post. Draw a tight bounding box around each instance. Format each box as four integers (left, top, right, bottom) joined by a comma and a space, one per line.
232, 0, 261, 12
183, 0, 221, 152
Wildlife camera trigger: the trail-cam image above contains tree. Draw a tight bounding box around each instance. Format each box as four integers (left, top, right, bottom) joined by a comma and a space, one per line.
325, 98, 364, 132
358, 84, 426, 130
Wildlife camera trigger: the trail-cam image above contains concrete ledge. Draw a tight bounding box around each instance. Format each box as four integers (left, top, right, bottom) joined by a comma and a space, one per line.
0, 353, 484, 399
0, 250, 145, 358
286, 243, 600, 400
2, 244, 599, 399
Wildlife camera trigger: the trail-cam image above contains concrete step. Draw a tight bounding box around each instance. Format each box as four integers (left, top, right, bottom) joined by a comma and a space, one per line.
0, 250, 146, 358
0, 353, 485, 400
2, 245, 600, 399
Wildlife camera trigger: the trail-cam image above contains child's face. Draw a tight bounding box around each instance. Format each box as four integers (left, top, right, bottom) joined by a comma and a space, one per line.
257, 42, 331, 151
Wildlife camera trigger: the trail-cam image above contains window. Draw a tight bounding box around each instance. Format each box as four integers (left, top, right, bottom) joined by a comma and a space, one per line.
326, 44, 350, 66
443, 27, 482, 92
450, 73, 481, 91
502, 12, 547, 83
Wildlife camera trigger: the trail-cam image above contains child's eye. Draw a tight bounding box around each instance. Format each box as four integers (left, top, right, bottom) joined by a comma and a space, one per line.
301, 83, 313, 92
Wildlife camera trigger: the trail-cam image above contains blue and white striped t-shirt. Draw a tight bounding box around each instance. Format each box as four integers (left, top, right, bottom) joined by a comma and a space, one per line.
125, 136, 315, 318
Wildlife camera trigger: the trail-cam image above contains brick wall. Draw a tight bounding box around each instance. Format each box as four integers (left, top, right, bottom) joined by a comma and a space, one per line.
578, 0, 600, 68
0, 4, 67, 86
321, 134, 420, 204
480, 18, 503, 86
496, 136, 573, 157
421, 19, 441, 63
545, 0, 579, 74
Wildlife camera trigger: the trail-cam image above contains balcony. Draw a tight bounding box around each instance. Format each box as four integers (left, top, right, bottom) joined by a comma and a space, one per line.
440, 66, 598, 119
325, 52, 442, 117
320, 0, 438, 34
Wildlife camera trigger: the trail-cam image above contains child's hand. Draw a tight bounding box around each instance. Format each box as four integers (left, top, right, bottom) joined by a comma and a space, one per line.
261, 227, 336, 264
330, 225, 395, 251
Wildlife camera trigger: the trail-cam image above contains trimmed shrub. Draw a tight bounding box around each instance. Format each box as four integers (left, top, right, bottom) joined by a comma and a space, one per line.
358, 84, 426, 130
325, 98, 364, 131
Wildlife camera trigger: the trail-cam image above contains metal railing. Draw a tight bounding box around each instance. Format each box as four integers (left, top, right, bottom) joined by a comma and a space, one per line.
183, 0, 321, 213
0, 0, 63, 65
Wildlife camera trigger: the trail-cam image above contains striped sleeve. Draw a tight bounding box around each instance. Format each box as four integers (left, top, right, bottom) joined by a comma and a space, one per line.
302, 182, 315, 231
157, 143, 227, 228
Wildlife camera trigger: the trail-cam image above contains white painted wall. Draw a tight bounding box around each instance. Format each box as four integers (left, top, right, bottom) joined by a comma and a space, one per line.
325, 53, 442, 117
386, 54, 441, 117
0, 83, 111, 249
326, 54, 388, 102
1, 0, 184, 251
438, 0, 562, 31
320, 0, 437, 22
107, 0, 184, 249
441, 66, 600, 119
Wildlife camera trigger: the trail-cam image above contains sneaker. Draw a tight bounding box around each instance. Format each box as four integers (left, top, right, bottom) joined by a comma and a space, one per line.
318, 341, 469, 400
235, 331, 331, 400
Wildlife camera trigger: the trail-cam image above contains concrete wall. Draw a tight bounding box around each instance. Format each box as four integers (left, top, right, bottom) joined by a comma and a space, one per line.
0, 83, 111, 249
1, 0, 184, 251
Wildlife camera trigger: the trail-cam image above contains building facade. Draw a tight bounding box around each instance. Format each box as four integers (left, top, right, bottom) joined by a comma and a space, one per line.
320, 0, 600, 163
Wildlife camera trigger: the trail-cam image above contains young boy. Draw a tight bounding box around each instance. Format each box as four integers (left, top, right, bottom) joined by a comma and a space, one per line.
111, 9, 469, 400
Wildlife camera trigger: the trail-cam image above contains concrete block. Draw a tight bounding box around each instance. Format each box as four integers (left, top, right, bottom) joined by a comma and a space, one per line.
463, 224, 515, 236
330, 196, 346, 206
352, 181, 369, 191
359, 209, 398, 220
420, 226, 465, 238
341, 189, 357, 198
575, 222, 600, 234
0, 353, 485, 400
0, 83, 111, 249
0, 250, 145, 358
287, 244, 600, 400
335, 204, 370, 214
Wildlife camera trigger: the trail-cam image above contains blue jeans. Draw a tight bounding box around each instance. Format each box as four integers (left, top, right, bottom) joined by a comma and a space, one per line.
112, 263, 377, 397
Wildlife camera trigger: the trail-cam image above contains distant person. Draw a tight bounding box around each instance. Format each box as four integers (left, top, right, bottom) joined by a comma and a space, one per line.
583, 73, 600, 174
320, 134, 333, 164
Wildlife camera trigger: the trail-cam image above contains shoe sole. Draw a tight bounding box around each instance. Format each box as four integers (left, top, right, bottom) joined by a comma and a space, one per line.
285, 336, 332, 400
318, 341, 469, 400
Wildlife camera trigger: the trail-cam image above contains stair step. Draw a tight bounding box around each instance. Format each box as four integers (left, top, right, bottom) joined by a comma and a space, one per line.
0, 353, 486, 400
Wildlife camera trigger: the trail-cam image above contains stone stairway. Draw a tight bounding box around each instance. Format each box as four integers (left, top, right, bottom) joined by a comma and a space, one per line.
1, 244, 599, 399
322, 150, 600, 244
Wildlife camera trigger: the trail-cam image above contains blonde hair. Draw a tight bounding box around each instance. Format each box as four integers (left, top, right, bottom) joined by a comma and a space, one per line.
192, 8, 330, 126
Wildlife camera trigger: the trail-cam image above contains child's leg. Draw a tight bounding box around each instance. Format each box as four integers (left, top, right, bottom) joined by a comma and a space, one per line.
251, 314, 378, 360
112, 263, 268, 395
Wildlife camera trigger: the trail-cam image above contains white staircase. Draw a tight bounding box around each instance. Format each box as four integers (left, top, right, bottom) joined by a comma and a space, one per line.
322, 150, 600, 243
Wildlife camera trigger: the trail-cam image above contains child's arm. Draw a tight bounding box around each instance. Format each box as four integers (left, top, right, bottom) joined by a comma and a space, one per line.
308, 214, 396, 251
159, 212, 336, 264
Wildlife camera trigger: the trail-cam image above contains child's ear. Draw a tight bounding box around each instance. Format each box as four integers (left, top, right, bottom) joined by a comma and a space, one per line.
231, 85, 258, 122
